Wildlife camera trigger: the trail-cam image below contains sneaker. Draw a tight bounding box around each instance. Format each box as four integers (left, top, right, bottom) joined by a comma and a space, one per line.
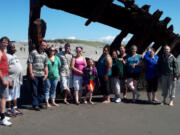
0, 118, 12, 126
112, 97, 117, 102
4, 116, 11, 121
13, 108, 24, 116
0, 116, 11, 121
115, 98, 121, 103
6, 109, 16, 117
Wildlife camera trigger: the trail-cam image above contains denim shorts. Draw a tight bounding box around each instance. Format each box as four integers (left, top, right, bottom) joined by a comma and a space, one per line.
0, 76, 9, 98
73, 75, 83, 91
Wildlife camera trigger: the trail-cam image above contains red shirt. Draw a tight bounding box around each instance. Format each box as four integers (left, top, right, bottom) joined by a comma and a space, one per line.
0, 52, 9, 76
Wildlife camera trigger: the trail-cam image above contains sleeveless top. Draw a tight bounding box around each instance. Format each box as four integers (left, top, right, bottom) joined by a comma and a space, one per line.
74, 58, 86, 76
0, 52, 9, 77
97, 55, 112, 77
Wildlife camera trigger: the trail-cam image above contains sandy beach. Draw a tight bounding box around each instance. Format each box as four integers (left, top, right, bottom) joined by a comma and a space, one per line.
0, 90, 180, 135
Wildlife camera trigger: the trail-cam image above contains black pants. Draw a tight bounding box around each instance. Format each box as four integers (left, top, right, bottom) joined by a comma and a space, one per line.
146, 77, 158, 92
99, 77, 110, 96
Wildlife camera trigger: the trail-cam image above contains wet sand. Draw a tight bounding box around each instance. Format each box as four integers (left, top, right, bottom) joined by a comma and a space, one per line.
1, 89, 180, 135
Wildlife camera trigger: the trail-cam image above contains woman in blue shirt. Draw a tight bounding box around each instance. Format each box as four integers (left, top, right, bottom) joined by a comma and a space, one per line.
144, 48, 159, 103
126, 45, 142, 102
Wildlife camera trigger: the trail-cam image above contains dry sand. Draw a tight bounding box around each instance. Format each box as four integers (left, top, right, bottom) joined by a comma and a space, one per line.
1, 90, 180, 135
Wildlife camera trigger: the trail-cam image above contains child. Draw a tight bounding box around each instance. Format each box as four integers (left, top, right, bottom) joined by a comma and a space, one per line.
83, 58, 99, 104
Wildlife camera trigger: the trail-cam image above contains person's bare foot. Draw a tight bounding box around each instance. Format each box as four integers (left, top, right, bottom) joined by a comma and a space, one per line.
46, 103, 52, 108
169, 100, 174, 107
152, 98, 160, 103
89, 101, 95, 104
102, 100, 111, 104
64, 100, 70, 105
76, 102, 80, 105
52, 103, 59, 107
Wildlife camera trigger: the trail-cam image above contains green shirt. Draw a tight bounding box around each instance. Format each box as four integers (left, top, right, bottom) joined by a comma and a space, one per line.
47, 56, 61, 80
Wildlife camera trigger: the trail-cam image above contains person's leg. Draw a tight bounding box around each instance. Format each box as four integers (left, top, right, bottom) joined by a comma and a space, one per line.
152, 78, 159, 102
114, 77, 121, 103
84, 90, 90, 104
64, 90, 69, 104
169, 76, 176, 106
78, 76, 83, 103
0, 98, 7, 120
73, 76, 81, 104
12, 99, 23, 115
89, 91, 94, 104
111, 77, 117, 101
146, 79, 152, 102
161, 75, 168, 104
6, 100, 13, 117
79, 90, 83, 103
99, 77, 106, 101
61, 76, 70, 104
31, 77, 39, 108
127, 78, 136, 101
0, 78, 13, 125
39, 77, 46, 108
122, 79, 128, 99
102, 78, 111, 103
11, 85, 23, 115
44, 79, 51, 108
50, 79, 59, 106
0, 98, 12, 126
133, 79, 140, 99
6, 88, 13, 111
74, 90, 80, 104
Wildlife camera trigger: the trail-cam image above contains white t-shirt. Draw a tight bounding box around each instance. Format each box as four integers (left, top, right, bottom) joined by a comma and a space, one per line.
6, 54, 23, 86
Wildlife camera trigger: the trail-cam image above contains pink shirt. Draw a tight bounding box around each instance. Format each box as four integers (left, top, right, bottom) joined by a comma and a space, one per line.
74, 58, 86, 76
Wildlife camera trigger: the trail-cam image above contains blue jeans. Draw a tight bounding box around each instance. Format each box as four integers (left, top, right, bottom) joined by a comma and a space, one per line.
31, 77, 46, 107
45, 79, 59, 99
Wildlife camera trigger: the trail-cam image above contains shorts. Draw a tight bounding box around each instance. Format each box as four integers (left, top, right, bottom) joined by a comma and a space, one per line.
73, 75, 83, 91
60, 76, 73, 91
0, 76, 9, 99
7, 84, 21, 101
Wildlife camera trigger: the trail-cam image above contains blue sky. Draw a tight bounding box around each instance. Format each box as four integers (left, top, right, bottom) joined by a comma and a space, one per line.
0, 0, 180, 42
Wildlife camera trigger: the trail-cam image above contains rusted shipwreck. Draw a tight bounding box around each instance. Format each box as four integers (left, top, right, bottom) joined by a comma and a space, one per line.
28, 0, 180, 56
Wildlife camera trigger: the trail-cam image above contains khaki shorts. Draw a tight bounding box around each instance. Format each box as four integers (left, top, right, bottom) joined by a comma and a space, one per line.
60, 76, 73, 91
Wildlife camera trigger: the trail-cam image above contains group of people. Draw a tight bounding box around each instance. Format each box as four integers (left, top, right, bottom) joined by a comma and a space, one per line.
0, 36, 179, 126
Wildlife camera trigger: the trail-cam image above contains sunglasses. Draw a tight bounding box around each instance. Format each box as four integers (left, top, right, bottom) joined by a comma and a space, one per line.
76, 50, 82, 53
50, 49, 55, 51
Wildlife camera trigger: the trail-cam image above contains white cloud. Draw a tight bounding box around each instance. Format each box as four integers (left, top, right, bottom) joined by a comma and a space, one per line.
98, 36, 115, 42
67, 36, 76, 40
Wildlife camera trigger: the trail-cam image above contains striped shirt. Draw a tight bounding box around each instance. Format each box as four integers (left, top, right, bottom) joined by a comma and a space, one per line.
27, 50, 48, 77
